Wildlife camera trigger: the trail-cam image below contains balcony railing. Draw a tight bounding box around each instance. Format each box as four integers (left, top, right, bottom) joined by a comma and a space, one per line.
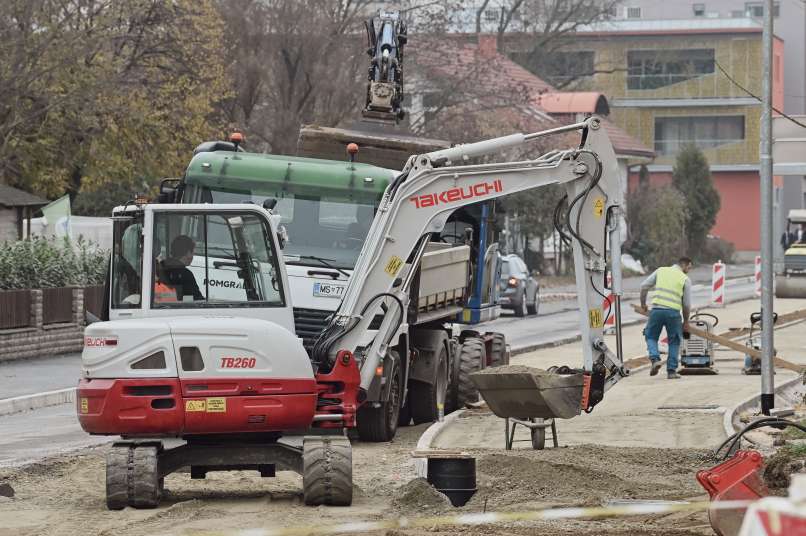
627, 73, 711, 90
654, 138, 744, 155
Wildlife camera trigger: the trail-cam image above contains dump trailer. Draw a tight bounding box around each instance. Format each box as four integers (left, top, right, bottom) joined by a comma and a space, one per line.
776, 209, 806, 298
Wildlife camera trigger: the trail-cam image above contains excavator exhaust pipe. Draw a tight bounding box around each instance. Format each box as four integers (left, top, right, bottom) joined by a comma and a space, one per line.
775, 274, 806, 299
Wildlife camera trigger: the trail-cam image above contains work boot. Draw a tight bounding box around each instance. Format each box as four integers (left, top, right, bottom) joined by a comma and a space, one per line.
667, 371, 681, 380
650, 361, 662, 376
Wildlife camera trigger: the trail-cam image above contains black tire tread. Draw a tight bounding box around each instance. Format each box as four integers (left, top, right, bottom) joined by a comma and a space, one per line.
487, 332, 507, 368
303, 437, 352, 506
457, 338, 485, 407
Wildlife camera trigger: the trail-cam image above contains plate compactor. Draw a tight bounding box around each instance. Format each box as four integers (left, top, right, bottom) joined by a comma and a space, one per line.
679, 312, 719, 375
742, 311, 778, 375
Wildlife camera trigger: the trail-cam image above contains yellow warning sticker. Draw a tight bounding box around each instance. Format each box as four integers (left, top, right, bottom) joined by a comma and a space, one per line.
593, 198, 605, 218
384, 255, 404, 277
80, 398, 88, 414
589, 308, 603, 328
206, 397, 227, 413
185, 400, 206, 412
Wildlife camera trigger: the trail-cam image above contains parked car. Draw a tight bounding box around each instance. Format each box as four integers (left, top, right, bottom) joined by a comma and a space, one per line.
498, 254, 539, 317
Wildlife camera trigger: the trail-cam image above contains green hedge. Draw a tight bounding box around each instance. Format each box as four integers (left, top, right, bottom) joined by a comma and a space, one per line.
0, 237, 108, 290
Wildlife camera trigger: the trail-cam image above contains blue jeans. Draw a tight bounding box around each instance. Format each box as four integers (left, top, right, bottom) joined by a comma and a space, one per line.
644, 307, 682, 371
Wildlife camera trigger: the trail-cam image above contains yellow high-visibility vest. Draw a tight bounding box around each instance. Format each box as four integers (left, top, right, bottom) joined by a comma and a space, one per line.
651, 266, 687, 311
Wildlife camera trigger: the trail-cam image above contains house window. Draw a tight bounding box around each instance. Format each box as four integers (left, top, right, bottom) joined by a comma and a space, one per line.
627, 6, 641, 18
542, 51, 596, 85
627, 49, 715, 90
745, 2, 780, 17
484, 9, 499, 22
693, 4, 705, 16
654, 116, 745, 155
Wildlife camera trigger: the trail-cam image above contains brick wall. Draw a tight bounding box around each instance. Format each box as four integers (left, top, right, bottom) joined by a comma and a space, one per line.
0, 288, 86, 362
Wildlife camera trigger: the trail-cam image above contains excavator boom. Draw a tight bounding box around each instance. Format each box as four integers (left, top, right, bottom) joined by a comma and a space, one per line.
313, 116, 629, 413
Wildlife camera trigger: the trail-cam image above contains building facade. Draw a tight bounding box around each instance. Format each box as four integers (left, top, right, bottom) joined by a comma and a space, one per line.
518, 17, 784, 256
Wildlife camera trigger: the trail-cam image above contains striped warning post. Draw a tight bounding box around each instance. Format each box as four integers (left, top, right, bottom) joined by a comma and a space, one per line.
711, 261, 726, 307
754, 255, 761, 297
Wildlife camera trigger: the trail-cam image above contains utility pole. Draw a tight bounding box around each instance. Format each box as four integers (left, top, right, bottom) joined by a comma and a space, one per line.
759, 0, 775, 415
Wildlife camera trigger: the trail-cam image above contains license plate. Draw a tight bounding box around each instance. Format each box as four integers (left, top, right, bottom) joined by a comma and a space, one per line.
313, 282, 345, 299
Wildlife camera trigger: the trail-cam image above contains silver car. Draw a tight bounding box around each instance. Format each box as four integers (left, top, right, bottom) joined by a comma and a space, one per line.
498, 254, 539, 317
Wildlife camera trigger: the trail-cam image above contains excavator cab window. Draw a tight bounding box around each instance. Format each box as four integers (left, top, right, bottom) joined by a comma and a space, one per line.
151, 211, 285, 308
111, 214, 144, 308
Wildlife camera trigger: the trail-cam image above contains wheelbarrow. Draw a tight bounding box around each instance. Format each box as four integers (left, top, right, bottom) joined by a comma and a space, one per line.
470, 367, 585, 450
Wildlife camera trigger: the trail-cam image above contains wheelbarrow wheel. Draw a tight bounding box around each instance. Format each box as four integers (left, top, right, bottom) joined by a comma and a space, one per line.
530, 419, 546, 450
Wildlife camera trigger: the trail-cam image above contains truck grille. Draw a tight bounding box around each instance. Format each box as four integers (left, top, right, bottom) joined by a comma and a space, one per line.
293, 308, 332, 354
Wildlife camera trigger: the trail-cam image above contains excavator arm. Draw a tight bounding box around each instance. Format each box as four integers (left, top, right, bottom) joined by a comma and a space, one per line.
313, 116, 628, 412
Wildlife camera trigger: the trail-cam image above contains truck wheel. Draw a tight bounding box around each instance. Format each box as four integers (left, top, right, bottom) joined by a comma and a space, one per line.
303, 436, 352, 506
106, 444, 131, 510
487, 332, 507, 367
131, 445, 162, 508
410, 347, 448, 424
356, 367, 401, 442
457, 338, 486, 407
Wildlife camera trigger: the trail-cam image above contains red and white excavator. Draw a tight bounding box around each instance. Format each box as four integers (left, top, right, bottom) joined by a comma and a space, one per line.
77, 115, 629, 508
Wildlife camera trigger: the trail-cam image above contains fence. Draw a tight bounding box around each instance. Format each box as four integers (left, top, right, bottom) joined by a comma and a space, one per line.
0, 286, 103, 362
0, 290, 32, 329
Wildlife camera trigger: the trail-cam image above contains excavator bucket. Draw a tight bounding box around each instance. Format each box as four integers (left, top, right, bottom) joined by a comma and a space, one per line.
696, 450, 769, 536
470, 369, 584, 420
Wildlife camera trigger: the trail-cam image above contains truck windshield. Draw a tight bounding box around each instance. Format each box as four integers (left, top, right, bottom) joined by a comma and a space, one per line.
184, 185, 379, 270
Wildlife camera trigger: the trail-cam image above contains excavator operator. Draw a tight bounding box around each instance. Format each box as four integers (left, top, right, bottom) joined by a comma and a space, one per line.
154, 235, 204, 303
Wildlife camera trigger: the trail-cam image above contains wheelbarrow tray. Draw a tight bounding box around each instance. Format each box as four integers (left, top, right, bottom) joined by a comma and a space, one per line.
470, 370, 585, 420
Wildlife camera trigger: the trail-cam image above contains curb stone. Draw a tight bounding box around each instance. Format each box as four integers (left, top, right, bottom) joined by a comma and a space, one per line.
0, 387, 76, 417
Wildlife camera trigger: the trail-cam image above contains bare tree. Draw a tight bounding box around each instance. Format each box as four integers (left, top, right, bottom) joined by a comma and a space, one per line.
216, 0, 377, 155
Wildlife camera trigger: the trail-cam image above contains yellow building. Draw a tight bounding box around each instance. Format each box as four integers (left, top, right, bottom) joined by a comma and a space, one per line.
512, 18, 784, 254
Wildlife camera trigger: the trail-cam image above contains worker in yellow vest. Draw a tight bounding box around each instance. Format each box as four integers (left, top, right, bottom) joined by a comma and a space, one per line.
639, 257, 693, 380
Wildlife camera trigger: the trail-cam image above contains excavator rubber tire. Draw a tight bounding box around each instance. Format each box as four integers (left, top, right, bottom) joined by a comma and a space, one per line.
487, 332, 507, 367
105, 444, 131, 510
356, 366, 401, 442
302, 436, 352, 506
130, 445, 163, 508
456, 338, 486, 408
409, 348, 448, 424
775, 274, 806, 299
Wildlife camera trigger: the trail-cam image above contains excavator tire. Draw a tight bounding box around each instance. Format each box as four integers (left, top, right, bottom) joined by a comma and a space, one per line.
409, 347, 448, 424
105, 445, 131, 510
356, 364, 401, 442
487, 332, 508, 367
456, 338, 486, 408
303, 436, 352, 506
130, 445, 163, 508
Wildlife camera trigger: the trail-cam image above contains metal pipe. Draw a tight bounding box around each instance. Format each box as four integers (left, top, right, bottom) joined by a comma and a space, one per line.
609, 210, 624, 366
312, 414, 344, 422
523, 120, 588, 141
759, 0, 775, 414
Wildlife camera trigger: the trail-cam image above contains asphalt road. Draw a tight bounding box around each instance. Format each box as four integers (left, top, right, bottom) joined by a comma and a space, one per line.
487, 277, 757, 352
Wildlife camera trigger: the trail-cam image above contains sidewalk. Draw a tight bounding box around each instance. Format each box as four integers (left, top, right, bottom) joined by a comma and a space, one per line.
435, 297, 806, 451
0, 353, 80, 401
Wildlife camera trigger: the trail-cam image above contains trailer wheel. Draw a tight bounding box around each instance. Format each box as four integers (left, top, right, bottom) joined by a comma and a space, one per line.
303, 436, 352, 506
487, 332, 507, 367
130, 445, 162, 508
105, 444, 131, 510
410, 347, 448, 424
356, 365, 401, 442
456, 338, 486, 407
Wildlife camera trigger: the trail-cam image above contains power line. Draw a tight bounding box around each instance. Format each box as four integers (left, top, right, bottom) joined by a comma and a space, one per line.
715, 60, 806, 129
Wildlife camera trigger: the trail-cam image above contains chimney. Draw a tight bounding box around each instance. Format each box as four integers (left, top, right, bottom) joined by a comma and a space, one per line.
478, 34, 497, 58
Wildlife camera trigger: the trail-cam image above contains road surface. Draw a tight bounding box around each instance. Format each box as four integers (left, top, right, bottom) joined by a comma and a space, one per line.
486, 277, 756, 352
